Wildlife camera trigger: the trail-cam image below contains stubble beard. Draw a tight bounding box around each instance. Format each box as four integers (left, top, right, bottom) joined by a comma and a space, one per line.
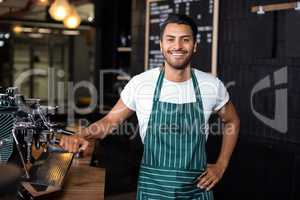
162, 50, 194, 70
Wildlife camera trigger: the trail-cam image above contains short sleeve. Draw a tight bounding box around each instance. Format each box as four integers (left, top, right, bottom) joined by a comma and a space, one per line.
120, 77, 136, 111
214, 77, 230, 111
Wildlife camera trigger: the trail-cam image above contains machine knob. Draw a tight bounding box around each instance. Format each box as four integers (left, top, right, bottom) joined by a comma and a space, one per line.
6, 87, 19, 97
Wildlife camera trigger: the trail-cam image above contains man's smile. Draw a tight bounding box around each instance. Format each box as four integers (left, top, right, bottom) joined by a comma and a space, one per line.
168, 50, 187, 58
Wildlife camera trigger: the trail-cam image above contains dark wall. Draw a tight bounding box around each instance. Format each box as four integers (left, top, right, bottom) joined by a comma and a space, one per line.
94, 0, 132, 107
93, 0, 143, 196
218, 0, 299, 144
215, 1, 300, 199
131, 0, 300, 199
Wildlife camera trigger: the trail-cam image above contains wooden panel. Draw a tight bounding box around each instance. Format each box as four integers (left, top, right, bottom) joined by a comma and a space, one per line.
251, 2, 297, 13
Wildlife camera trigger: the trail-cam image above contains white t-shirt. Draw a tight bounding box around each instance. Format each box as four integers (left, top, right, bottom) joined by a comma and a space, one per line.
120, 67, 229, 143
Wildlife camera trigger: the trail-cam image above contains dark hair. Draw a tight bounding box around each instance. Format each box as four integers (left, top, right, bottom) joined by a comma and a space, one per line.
159, 14, 198, 42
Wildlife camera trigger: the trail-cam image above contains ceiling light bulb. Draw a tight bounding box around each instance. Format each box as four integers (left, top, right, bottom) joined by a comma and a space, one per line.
13, 26, 22, 34
49, 0, 71, 21
88, 16, 94, 22
0, 41, 4, 47
63, 6, 81, 29
4, 33, 10, 39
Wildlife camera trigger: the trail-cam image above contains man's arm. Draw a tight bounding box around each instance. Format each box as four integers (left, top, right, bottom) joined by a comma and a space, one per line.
59, 98, 135, 153
83, 98, 135, 139
197, 101, 240, 190
215, 101, 240, 169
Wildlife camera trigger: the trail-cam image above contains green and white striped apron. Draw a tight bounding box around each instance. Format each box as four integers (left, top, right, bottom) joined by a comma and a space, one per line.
136, 68, 213, 200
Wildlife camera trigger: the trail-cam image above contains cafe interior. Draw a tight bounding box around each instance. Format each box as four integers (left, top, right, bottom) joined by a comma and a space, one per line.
0, 0, 299, 200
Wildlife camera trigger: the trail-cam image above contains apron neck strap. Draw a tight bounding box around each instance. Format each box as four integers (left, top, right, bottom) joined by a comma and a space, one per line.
191, 69, 202, 102
153, 68, 202, 102
153, 68, 165, 102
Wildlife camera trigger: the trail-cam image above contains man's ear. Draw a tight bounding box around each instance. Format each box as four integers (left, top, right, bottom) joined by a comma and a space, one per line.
193, 42, 198, 53
160, 40, 162, 52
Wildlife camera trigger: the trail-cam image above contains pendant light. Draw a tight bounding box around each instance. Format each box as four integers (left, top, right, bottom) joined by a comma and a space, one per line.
63, 6, 81, 29
49, 0, 71, 21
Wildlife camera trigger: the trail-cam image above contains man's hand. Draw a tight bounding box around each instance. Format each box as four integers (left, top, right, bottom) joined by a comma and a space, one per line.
197, 163, 226, 191
59, 135, 89, 153
196, 101, 240, 191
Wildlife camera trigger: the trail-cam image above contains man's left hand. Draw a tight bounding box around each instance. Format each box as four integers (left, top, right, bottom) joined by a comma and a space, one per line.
197, 163, 226, 191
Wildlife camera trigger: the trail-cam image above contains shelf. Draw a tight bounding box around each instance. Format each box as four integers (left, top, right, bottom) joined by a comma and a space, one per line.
117, 75, 131, 81
117, 47, 132, 52
251, 2, 299, 13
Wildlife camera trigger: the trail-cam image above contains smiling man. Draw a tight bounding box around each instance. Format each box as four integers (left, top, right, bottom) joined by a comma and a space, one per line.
60, 14, 240, 199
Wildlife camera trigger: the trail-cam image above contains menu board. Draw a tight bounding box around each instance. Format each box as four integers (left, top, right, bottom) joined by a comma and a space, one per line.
145, 0, 216, 73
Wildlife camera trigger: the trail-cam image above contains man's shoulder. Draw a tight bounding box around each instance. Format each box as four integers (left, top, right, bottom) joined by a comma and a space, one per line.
131, 67, 160, 83
193, 68, 218, 83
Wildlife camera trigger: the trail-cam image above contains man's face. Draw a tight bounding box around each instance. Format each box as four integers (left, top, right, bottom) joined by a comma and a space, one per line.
160, 23, 197, 70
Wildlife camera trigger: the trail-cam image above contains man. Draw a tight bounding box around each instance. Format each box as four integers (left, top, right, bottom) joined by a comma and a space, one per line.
60, 14, 240, 199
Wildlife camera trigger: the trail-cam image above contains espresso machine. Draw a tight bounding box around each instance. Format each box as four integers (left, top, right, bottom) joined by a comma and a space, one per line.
0, 87, 75, 199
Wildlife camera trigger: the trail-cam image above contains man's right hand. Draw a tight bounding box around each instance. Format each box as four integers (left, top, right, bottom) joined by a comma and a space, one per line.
59, 135, 89, 153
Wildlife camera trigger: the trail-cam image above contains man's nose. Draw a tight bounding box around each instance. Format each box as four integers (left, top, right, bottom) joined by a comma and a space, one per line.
173, 39, 183, 50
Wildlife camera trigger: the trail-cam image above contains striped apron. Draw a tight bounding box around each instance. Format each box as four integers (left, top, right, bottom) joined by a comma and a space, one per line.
136, 68, 213, 199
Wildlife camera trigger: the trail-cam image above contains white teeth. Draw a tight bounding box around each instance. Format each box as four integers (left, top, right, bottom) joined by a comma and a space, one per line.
172, 53, 184, 56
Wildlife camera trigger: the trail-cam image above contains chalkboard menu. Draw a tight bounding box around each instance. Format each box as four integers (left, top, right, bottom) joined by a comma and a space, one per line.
145, 0, 216, 73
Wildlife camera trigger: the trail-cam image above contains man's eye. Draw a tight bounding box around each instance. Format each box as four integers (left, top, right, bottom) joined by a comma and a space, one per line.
166, 38, 174, 42
183, 38, 190, 42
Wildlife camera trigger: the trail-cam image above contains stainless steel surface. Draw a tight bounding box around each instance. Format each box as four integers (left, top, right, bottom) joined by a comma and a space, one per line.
28, 153, 74, 187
